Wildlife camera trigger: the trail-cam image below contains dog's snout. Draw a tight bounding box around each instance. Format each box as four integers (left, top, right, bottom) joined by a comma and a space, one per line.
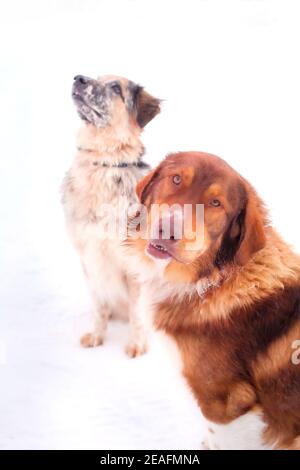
148, 214, 181, 260
74, 75, 90, 85
157, 214, 181, 242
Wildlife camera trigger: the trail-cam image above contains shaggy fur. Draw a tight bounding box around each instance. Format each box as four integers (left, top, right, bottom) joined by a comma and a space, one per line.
62, 74, 160, 356
127, 151, 300, 447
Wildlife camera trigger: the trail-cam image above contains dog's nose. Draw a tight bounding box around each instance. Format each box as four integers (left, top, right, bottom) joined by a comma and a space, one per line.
157, 214, 181, 242
73, 75, 89, 85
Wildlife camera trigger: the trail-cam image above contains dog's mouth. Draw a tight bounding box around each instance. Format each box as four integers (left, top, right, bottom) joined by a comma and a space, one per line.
146, 239, 196, 264
147, 241, 174, 260
72, 92, 103, 120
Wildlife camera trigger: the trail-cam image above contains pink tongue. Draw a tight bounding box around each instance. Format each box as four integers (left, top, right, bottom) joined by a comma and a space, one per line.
147, 242, 172, 259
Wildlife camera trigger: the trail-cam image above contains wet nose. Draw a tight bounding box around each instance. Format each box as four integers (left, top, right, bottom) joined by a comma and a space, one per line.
73, 75, 90, 85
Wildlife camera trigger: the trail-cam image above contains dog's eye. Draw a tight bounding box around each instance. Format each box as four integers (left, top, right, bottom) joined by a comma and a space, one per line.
210, 199, 221, 207
111, 83, 122, 95
172, 175, 181, 185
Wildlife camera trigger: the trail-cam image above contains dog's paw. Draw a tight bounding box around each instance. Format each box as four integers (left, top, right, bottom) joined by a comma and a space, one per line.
80, 332, 104, 348
125, 340, 148, 358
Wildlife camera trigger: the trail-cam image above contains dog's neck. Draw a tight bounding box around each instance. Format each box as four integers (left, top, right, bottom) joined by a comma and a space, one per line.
76, 123, 145, 166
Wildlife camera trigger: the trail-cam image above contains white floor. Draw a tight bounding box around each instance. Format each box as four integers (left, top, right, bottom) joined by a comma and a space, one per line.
0, 217, 204, 449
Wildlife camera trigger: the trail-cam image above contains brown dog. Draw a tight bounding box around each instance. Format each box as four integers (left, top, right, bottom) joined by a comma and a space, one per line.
127, 151, 300, 449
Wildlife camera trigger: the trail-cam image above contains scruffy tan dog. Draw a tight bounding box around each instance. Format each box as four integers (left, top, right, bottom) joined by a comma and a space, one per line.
62, 74, 160, 356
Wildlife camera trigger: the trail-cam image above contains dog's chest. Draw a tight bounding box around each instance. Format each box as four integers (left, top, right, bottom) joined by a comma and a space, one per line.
63, 166, 143, 223
89, 167, 140, 206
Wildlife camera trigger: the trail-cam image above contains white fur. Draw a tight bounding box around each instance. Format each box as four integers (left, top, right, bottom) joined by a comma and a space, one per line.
126, 246, 219, 306
62, 144, 149, 354
204, 411, 271, 450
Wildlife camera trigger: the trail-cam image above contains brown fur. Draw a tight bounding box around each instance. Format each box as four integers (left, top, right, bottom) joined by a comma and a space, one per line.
131, 151, 300, 448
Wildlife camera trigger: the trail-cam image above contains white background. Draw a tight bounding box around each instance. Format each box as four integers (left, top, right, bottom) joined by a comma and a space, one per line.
0, 0, 300, 449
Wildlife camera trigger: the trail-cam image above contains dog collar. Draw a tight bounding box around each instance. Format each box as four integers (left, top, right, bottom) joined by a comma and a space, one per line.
77, 146, 148, 169
92, 160, 150, 169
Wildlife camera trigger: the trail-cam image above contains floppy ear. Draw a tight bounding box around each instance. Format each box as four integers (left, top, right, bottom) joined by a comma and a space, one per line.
215, 185, 266, 268
135, 88, 161, 128
234, 189, 266, 265
136, 169, 157, 202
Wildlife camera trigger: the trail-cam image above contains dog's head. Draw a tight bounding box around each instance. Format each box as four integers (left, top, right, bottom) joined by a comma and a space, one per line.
72, 74, 160, 129
134, 152, 267, 282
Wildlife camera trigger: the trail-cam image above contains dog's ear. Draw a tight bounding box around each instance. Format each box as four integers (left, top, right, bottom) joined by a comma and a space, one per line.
215, 183, 266, 267
135, 88, 161, 128
234, 189, 266, 265
136, 169, 157, 203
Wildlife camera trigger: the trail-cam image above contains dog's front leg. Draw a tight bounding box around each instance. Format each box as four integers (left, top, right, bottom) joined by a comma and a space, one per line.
80, 291, 111, 348
125, 280, 149, 358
